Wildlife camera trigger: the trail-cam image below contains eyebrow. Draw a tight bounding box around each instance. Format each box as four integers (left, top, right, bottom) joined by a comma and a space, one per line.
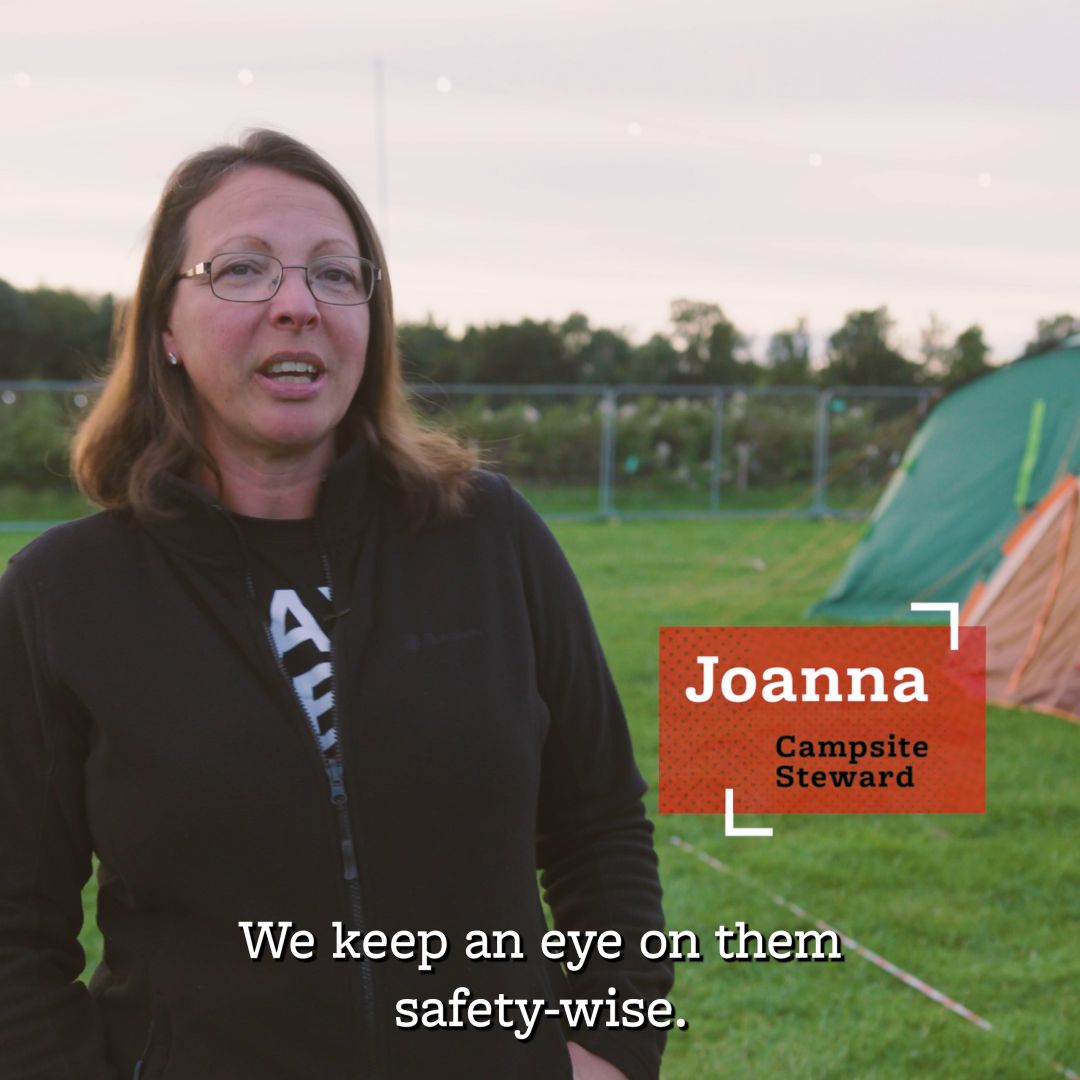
216, 235, 361, 257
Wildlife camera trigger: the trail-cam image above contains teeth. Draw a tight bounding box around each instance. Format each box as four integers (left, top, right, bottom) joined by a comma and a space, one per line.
265, 359, 319, 377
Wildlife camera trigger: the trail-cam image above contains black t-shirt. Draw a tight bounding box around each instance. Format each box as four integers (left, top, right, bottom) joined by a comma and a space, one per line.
233, 514, 339, 762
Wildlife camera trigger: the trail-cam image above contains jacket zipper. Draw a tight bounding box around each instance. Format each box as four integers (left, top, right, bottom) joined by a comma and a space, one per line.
315, 535, 381, 1076
313, 540, 380, 1028
233, 524, 380, 1079
311, 537, 382, 1080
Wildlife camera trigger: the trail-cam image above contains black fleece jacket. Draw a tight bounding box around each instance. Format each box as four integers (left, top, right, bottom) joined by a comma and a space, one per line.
0, 443, 671, 1080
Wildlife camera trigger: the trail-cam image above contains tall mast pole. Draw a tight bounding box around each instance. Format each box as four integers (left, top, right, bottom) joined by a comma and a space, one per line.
373, 56, 389, 238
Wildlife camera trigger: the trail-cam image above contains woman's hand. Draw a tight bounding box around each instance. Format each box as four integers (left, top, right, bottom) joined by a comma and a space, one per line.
567, 1041, 631, 1079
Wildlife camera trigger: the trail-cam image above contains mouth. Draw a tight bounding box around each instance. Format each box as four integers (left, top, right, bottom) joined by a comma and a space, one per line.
257, 352, 326, 385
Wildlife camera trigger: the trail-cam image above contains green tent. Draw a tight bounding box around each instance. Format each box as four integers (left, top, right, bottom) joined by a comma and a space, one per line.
812, 340, 1080, 623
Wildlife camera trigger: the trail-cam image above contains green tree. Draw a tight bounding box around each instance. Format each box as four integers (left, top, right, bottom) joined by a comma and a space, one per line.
459, 320, 570, 384
0, 279, 30, 377
941, 325, 992, 391
23, 288, 110, 380
668, 299, 757, 383
90, 294, 116, 375
1021, 313, 1080, 358
918, 312, 950, 382
556, 312, 633, 383
628, 333, 680, 383
820, 307, 917, 386
765, 317, 813, 385
398, 316, 464, 383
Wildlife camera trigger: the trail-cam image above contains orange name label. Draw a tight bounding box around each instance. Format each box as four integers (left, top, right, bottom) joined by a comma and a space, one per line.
659, 626, 985, 814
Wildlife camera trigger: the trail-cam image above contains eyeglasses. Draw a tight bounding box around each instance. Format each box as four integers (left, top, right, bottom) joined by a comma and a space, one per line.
177, 252, 381, 305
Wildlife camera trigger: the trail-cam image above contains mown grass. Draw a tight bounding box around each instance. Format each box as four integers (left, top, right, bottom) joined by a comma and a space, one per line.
0, 478, 880, 527
3, 514, 1076, 1079
521, 480, 882, 516
0, 485, 96, 524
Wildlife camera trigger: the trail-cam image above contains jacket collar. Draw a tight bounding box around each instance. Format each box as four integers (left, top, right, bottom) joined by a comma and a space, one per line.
139, 438, 376, 569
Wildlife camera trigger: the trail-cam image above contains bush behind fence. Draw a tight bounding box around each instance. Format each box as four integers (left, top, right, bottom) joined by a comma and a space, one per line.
0, 382, 934, 521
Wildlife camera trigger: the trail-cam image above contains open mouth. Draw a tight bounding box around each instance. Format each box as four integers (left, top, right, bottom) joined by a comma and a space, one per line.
259, 356, 325, 384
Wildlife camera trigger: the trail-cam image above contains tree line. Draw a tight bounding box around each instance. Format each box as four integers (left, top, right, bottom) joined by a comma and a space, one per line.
1, 277, 1078, 392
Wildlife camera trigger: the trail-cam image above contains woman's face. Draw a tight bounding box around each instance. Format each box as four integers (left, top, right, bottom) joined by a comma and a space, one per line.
163, 165, 370, 470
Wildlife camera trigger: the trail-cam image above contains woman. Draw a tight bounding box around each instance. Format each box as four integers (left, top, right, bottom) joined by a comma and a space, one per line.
0, 130, 671, 1079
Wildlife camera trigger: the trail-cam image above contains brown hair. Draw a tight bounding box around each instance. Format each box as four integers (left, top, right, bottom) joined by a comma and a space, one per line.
72, 128, 476, 526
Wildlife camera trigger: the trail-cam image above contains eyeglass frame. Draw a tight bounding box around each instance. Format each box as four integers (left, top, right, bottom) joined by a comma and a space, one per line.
175, 252, 383, 306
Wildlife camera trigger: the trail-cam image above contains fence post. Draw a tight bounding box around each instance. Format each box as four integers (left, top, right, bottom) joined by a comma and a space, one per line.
598, 388, 617, 519
709, 391, 724, 513
812, 389, 832, 517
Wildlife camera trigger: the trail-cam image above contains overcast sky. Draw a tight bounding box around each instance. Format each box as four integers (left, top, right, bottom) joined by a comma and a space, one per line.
2, 0, 1077, 361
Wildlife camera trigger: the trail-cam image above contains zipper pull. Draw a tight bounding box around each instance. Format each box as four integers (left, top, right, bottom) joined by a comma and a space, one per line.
340, 833, 359, 881
326, 760, 358, 879
326, 758, 347, 804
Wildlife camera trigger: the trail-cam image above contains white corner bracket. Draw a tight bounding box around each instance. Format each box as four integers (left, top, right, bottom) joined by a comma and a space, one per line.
725, 788, 773, 837
910, 601, 960, 651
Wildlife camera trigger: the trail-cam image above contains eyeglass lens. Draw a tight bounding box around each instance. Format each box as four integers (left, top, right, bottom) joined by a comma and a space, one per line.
210, 253, 374, 304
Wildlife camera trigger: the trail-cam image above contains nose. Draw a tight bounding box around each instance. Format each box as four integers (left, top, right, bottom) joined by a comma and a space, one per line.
268, 265, 320, 328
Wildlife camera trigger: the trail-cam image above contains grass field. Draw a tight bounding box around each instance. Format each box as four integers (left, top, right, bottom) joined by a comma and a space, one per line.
3, 515, 1077, 1079
0, 475, 881, 528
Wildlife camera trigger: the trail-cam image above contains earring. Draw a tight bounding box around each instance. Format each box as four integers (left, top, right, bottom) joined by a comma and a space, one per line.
167, 353, 180, 366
